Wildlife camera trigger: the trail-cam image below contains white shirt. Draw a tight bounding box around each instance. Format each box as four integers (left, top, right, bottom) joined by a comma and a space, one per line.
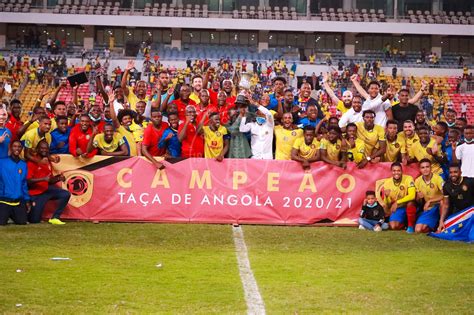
239, 106, 274, 160
461, 103, 467, 113
362, 94, 391, 127
338, 108, 363, 128
455, 143, 474, 178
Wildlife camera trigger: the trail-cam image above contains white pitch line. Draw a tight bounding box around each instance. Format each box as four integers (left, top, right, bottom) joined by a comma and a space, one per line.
232, 225, 266, 315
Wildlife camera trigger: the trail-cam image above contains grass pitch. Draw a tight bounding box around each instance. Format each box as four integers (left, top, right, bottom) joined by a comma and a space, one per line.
0, 223, 472, 314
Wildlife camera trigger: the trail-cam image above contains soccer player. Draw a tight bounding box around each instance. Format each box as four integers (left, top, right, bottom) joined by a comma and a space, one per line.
239, 104, 274, 160
454, 125, 474, 179
0, 140, 31, 226
399, 120, 419, 163
291, 125, 320, 170
382, 162, 417, 233
27, 140, 70, 225
298, 104, 321, 128
408, 125, 443, 175
50, 115, 71, 154
202, 112, 229, 161
414, 159, 444, 233
320, 125, 346, 168
142, 108, 168, 169
274, 112, 303, 160
158, 112, 181, 158
178, 105, 204, 158
69, 114, 96, 158
87, 124, 128, 156
345, 123, 366, 167
438, 164, 474, 231
109, 107, 140, 156
121, 59, 150, 110
21, 116, 52, 163
5, 99, 23, 141
384, 119, 403, 162
0, 107, 11, 159
356, 110, 386, 164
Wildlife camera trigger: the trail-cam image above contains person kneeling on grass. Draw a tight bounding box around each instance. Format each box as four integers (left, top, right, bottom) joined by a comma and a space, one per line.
359, 190, 388, 232
414, 159, 444, 233
27, 140, 70, 225
381, 162, 417, 233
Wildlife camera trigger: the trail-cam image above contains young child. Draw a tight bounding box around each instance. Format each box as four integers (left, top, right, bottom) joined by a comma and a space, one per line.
359, 190, 388, 232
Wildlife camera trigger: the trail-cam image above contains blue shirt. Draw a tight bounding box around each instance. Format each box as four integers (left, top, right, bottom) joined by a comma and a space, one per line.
0, 157, 30, 202
268, 93, 280, 110
158, 127, 181, 158
0, 127, 12, 159
50, 127, 71, 154
298, 117, 321, 128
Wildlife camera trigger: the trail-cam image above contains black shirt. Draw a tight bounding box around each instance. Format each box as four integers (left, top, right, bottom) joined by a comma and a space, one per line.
360, 203, 386, 224
392, 104, 419, 131
443, 177, 474, 215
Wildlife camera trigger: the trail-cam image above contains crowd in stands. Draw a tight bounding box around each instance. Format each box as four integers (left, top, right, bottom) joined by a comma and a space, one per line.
0, 52, 473, 234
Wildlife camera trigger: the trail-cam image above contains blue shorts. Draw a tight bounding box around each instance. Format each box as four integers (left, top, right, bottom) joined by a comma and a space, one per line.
416, 205, 440, 230
389, 207, 407, 224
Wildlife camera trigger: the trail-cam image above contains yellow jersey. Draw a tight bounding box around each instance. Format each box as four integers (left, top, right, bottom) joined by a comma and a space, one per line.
129, 121, 144, 143
414, 174, 444, 207
292, 137, 320, 160
398, 132, 419, 159
384, 134, 404, 162
336, 100, 351, 115
409, 138, 443, 174
26, 118, 57, 133
118, 125, 137, 156
203, 125, 228, 158
382, 175, 415, 206
21, 128, 51, 150
92, 133, 125, 153
274, 126, 303, 160
355, 122, 385, 156
126, 87, 150, 111
320, 138, 343, 161
346, 138, 365, 163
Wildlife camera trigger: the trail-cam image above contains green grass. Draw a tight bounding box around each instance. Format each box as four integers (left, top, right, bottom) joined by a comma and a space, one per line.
0, 223, 245, 314
243, 226, 474, 314
1, 223, 473, 314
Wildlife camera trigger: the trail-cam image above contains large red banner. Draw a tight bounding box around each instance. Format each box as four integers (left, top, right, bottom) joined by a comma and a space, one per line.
45, 156, 419, 225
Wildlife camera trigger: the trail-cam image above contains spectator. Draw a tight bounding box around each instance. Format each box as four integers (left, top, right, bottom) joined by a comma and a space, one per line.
5, 99, 23, 141
27, 140, 70, 225
338, 95, 363, 129
142, 108, 168, 169
392, 82, 427, 131
358, 190, 388, 232
460, 101, 467, 119
225, 99, 251, 159
0, 107, 11, 159
178, 105, 204, 158
454, 125, 474, 179
158, 112, 181, 158
0, 140, 31, 226
50, 116, 71, 154
69, 114, 96, 158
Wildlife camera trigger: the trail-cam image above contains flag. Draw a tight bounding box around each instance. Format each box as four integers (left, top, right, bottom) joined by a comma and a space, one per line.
429, 206, 474, 243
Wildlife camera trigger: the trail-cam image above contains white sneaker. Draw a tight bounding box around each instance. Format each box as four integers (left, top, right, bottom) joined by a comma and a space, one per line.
374, 225, 382, 232
358, 225, 366, 230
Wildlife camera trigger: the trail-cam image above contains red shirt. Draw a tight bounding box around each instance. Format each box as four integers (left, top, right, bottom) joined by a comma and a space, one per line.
6, 115, 24, 141
226, 95, 236, 107
178, 122, 204, 158
171, 99, 197, 121
196, 104, 218, 126
208, 88, 219, 106
68, 125, 96, 157
27, 160, 52, 195
142, 121, 169, 156
216, 103, 235, 125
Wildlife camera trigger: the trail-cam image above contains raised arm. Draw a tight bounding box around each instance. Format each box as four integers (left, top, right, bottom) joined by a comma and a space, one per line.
121, 59, 135, 97
322, 73, 341, 105
408, 80, 427, 104
108, 99, 121, 129
48, 81, 67, 105
350, 74, 369, 100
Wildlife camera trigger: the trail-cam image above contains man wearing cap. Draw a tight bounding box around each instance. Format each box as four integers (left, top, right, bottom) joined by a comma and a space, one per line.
239, 102, 274, 160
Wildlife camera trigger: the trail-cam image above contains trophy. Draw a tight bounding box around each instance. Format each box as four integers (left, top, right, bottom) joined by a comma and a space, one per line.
238, 72, 253, 91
